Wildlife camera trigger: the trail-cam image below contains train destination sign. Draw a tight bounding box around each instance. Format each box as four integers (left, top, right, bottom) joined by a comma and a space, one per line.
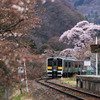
90, 44, 100, 53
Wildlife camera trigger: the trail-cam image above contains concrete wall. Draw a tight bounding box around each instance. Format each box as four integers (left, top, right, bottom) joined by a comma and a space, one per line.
76, 75, 100, 92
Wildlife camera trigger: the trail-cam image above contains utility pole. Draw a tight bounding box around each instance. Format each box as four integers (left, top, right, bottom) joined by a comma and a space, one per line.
23, 58, 29, 92
90, 30, 100, 75
95, 37, 98, 75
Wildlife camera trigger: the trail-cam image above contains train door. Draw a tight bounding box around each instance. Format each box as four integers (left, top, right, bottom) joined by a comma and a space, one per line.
52, 59, 57, 78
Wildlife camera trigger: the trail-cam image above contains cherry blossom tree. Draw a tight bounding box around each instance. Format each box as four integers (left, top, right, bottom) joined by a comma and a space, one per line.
59, 48, 76, 57
59, 21, 100, 59
0, 0, 41, 38
0, 0, 42, 89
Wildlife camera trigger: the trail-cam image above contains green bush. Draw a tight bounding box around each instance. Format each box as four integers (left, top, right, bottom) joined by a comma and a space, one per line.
0, 89, 5, 98
13, 93, 25, 100
35, 43, 50, 54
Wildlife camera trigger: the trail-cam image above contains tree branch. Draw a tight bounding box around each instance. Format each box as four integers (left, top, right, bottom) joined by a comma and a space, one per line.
0, 19, 24, 34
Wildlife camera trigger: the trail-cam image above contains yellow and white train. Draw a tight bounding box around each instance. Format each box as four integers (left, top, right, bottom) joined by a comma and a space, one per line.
46, 56, 83, 78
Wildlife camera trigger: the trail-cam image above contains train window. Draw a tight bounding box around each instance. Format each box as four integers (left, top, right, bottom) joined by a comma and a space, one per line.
65, 62, 67, 68
69, 62, 71, 68
75, 64, 77, 68
48, 59, 53, 66
72, 62, 73, 69
57, 59, 62, 66
79, 64, 81, 68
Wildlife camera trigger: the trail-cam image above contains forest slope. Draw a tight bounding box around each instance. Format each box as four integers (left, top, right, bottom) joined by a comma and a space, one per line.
33, 0, 85, 43
68, 0, 100, 24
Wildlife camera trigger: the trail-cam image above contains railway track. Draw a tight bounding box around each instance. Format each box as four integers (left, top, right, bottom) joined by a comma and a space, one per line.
36, 78, 100, 100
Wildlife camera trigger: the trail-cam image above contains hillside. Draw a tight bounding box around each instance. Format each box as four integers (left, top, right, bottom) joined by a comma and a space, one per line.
68, 0, 100, 24
33, 0, 85, 43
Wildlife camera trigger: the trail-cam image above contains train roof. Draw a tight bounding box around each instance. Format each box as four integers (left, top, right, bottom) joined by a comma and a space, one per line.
47, 56, 78, 61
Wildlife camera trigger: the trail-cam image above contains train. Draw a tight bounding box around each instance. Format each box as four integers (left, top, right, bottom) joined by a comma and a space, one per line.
46, 56, 84, 78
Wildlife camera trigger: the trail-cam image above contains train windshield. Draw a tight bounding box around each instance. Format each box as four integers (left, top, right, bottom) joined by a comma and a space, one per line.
53, 60, 56, 66
48, 58, 53, 66
57, 58, 62, 66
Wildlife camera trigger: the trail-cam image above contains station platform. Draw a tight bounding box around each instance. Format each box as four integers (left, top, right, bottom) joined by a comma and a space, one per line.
76, 75, 100, 92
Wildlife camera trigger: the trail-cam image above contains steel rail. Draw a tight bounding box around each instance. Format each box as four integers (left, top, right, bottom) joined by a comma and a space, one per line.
36, 78, 85, 100
46, 79, 100, 99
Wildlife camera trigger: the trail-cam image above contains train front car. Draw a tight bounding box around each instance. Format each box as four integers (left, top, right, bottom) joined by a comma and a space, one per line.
47, 57, 63, 78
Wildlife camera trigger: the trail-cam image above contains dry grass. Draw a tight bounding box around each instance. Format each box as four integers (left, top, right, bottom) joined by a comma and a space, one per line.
58, 77, 76, 86
11, 89, 34, 100
21, 96, 34, 100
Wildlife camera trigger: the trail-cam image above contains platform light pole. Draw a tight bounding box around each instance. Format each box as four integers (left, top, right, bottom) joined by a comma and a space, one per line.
23, 58, 29, 92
